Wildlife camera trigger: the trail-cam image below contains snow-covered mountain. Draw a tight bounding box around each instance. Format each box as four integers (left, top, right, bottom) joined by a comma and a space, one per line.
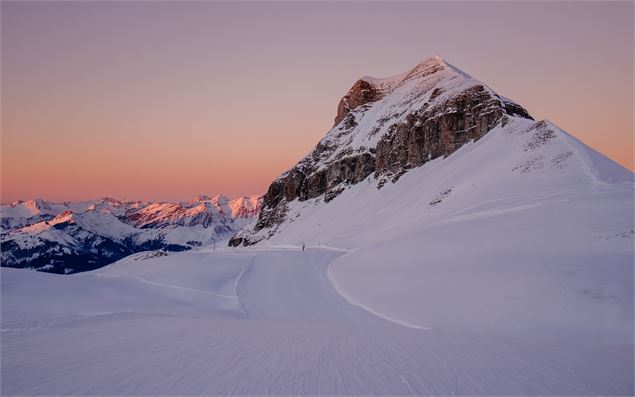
1, 195, 262, 273
224, 57, 633, 372
230, 56, 633, 247
2, 56, 632, 395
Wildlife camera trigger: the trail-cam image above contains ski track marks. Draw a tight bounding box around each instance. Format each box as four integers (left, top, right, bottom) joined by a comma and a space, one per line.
1, 248, 633, 395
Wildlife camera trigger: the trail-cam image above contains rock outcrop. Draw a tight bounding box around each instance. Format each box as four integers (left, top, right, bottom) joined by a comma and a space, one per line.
375, 84, 531, 180
334, 79, 384, 126
229, 56, 533, 246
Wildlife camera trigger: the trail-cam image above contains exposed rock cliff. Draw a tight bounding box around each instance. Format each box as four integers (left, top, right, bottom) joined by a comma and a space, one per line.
334, 79, 384, 126
229, 56, 533, 246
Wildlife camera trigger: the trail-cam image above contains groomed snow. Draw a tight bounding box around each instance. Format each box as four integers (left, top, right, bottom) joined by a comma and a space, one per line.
2, 244, 632, 395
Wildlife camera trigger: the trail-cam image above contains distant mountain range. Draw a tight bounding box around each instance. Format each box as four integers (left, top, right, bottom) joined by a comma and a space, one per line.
1, 195, 261, 273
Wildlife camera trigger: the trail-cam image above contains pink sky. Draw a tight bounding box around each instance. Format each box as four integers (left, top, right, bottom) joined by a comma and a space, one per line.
2, 1, 633, 203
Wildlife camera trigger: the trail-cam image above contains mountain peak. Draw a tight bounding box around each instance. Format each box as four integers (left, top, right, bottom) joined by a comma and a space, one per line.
26, 198, 51, 210
211, 194, 229, 204
51, 210, 75, 224
334, 56, 467, 126
399, 55, 473, 86
359, 55, 447, 85
231, 56, 537, 246
100, 196, 122, 204
413, 54, 446, 69
189, 194, 212, 203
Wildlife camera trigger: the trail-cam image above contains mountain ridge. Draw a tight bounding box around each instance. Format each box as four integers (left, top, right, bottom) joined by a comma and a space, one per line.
1, 194, 262, 273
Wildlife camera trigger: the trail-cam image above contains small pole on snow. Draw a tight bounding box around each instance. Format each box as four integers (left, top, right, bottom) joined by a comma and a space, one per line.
213, 238, 216, 252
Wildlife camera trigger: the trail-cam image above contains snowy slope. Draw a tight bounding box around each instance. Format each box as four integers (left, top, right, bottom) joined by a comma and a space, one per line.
228, 56, 631, 393
2, 247, 632, 395
258, 117, 632, 247
246, 113, 634, 349
1, 251, 248, 327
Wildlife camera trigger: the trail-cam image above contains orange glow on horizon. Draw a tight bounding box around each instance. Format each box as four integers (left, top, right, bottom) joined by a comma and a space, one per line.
1, 2, 633, 203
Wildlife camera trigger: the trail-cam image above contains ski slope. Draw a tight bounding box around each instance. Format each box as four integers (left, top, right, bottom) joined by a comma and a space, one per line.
2, 246, 633, 395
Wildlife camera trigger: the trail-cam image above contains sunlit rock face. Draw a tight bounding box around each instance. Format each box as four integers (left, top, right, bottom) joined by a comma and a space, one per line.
375, 84, 532, 181
230, 56, 533, 246
333, 79, 384, 127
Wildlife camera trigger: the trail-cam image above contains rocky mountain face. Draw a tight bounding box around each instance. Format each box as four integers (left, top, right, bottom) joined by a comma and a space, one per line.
1, 195, 261, 274
229, 56, 533, 246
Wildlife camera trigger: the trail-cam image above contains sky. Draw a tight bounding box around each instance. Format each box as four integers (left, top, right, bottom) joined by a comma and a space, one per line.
1, 1, 633, 203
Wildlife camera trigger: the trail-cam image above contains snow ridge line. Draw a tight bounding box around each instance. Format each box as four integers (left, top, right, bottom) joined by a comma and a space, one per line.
325, 251, 431, 331
95, 273, 236, 299
130, 276, 237, 299
554, 122, 608, 189
233, 256, 254, 318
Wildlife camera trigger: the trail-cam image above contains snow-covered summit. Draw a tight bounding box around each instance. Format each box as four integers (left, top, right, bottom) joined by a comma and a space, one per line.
329, 55, 527, 162
230, 56, 536, 246
359, 56, 452, 95
2, 199, 55, 221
